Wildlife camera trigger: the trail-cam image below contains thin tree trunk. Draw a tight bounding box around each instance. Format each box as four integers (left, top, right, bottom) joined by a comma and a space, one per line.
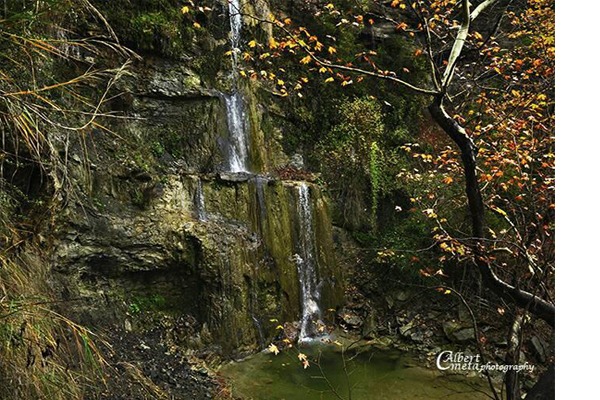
525, 364, 555, 400
506, 312, 524, 400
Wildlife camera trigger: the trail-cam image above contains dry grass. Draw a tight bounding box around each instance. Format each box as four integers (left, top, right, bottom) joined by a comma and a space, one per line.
0, 246, 111, 400
0, 1, 133, 398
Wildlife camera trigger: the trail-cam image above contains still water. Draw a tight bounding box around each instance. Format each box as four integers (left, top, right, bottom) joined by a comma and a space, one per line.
220, 345, 491, 400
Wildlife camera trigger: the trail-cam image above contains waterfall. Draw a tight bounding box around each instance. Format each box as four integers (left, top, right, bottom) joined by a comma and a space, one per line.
223, 0, 249, 173
223, 92, 249, 173
295, 183, 324, 342
228, 0, 243, 71
195, 180, 208, 221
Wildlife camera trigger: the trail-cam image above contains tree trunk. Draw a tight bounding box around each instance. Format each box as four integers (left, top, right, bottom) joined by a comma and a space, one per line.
428, 96, 555, 327
525, 364, 555, 400
505, 312, 524, 400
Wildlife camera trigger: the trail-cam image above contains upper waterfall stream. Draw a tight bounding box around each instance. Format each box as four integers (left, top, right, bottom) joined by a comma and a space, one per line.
223, 0, 250, 173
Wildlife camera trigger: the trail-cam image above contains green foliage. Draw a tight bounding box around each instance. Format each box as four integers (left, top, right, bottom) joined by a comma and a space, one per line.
369, 141, 381, 225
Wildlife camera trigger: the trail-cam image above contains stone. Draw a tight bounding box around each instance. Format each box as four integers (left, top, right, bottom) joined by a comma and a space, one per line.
362, 312, 377, 339
395, 290, 410, 302
289, 153, 304, 169
217, 172, 251, 182
339, 309, 363, 328
529, 335, 550, 363
443, 321, 475, 343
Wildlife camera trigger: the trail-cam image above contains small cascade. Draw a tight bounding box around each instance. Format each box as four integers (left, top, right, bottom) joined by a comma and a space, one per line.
223, 92, 249, 173
222, 0, 250, 173
294, 183, 324, 342
253, 176, 268, 222
227, 0, 243, 72
195, 180, 208, 221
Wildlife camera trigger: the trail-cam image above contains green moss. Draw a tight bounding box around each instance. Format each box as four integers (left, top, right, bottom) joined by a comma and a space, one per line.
91, 0, 197, 58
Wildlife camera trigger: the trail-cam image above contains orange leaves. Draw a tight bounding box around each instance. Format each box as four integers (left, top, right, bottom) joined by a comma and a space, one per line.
396, 22, 409, 31
442, 176, 453, 185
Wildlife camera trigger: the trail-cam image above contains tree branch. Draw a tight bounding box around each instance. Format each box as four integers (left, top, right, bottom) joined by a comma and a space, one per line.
441, 0, 470, 89
242, 12, 439, 96
471, 0, 502, 22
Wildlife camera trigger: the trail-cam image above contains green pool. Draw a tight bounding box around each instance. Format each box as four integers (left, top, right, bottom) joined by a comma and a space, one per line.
220, 344, 492, 400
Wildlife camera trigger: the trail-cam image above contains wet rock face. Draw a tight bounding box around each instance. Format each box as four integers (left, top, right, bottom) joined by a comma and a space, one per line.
53, 169, 344, 357
47, 0, 346, 360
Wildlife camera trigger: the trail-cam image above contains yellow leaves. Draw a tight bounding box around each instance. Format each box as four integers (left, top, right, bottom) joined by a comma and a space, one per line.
268, 37, 279, 49
490, 206, 508, 217
297, 353, 310, 369
300, 55, 312, 64
239, 70, 247, 77
442, 176, 453, 185
318, 67, 328, 73
275, 324, 284, 330
248, 40, 258, 48
325, 3, 335, 10
341, 80, 353, 87
193, 22, 201, 29
423, 208, 437, 219
267, 343, 280, 355
284, 18, 292, 25
181, 6, 190, 14
327, 46, 337, 55
277, 79, 285, 86
324, 77, 334, 83
391, 0, 407, 8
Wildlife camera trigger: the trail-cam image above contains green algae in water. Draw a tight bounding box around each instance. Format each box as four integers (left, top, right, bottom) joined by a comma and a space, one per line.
220, 346, 491, 400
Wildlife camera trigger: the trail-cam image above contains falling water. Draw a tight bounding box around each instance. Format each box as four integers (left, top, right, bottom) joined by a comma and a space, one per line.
228, 0, 243, 70
223, 92, 249, 173
195, 180, 208, 221
295, 183, 324, 342
222, 0, 250, 173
